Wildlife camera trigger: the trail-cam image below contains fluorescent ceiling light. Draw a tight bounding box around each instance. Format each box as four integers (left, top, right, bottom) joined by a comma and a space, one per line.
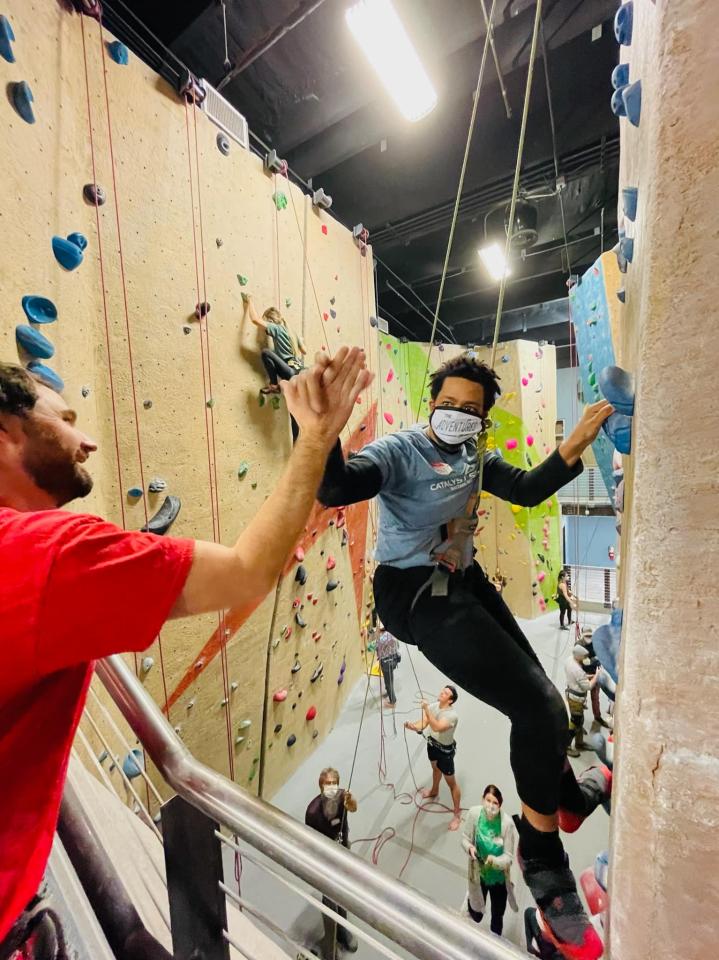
478, 243, 510, 282
346, 0, 437, 122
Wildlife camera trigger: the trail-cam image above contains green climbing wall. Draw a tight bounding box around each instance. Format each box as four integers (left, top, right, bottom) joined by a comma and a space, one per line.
0, 0, 379, 805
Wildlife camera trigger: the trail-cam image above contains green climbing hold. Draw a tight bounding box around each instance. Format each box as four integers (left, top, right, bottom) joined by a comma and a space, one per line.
237, 274, 249, 286
271, 396, 281, 410
237, 461, 250, 479
206, 398, 215, 408
285, 297, 292, 308
588, 373, 597, 387
273, 191, 288, 210
258, 393, 266, 407
251, 482, 258, 490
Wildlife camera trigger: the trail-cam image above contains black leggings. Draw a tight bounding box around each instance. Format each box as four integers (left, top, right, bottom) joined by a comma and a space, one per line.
261, 348, 299, 385
468, 882, 508, 935
557, 595, 572, 626
379, 657, 396, 704
373, 562, 572, 815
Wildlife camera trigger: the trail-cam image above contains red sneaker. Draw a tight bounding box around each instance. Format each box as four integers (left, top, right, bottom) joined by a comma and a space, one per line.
559, 765, 612, 834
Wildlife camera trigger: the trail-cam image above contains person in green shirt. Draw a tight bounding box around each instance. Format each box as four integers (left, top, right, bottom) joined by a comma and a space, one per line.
244, 295, 307, 395
461, 784, 517, 936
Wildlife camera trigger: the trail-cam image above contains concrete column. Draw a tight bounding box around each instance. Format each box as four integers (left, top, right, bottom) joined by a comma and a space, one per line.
610, 1, 719, 957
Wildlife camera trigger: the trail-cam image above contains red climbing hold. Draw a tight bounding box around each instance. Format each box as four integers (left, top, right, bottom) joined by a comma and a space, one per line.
273, 689, 288, 702
323, 312, 329, 321
295, 547, 305, 562
326, 556, 336, 571
292, 599, 301, 609
386, 369, 394, 383
306, 706, 317, 721
321, 225, 328, 235
384, 412, 394, 425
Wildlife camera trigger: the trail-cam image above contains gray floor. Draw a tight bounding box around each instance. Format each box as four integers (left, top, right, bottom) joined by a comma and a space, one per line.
223, 610, 611, 959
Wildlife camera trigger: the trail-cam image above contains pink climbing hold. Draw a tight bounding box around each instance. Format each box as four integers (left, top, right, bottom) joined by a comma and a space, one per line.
384, 412, 394, 425
323, 312, 329, 321
537, 571, 546, 582
273, 689, 288, 702
528, 371, 534, 379
295, 547, 305, 562
544, 445, 552, 454
385, 343, 392, 350
526, 435, 534, 446
326, 556, 336, 571
521, 377, 529, 387
356, 395, 362, 404
505, 438, 518, 450
306, 705, 317, 721
387, 368, 394, 383
321, 225, 328, 235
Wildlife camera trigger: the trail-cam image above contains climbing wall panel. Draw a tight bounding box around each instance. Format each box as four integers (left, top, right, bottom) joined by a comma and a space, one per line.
569, 250, 623, 500
0, 0, 377, 803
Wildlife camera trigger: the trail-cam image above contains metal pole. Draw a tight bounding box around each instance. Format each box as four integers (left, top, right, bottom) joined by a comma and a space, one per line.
217, 0, 329, 91
96, 656, 526, 960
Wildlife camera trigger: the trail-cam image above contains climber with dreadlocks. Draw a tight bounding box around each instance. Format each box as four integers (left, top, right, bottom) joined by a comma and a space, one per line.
317, 350, 613, 960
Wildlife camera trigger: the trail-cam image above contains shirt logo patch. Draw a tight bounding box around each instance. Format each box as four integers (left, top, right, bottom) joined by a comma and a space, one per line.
430, 461, 453, 476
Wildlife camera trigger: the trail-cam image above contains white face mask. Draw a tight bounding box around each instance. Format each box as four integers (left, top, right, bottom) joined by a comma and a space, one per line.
430, 407, 483, 446
484, 799, 500, 819
322, 784, 339, 799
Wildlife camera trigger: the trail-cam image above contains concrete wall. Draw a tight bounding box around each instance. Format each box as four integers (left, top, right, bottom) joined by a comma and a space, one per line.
0, 0, 378, 803
609, 1, 719, 956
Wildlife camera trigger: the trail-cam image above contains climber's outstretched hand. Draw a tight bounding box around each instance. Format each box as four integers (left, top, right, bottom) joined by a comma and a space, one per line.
282, 346, 373, 450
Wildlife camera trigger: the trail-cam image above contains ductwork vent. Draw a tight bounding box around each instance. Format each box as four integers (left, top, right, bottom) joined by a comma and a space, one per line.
198, 79, 249, 150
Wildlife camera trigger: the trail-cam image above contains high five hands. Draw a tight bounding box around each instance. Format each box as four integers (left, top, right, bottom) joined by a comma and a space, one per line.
281, 346, 374, 450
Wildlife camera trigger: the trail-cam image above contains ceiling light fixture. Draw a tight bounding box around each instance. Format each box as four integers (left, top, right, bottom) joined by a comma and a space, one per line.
346, 0, 437, 122
478, 242, 510, 282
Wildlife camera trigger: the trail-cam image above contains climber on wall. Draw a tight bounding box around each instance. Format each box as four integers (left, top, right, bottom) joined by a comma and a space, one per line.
305, 767, 358, 957
0, 348, 372, 953
243, 293, 307, 394
317, 350, 613, 960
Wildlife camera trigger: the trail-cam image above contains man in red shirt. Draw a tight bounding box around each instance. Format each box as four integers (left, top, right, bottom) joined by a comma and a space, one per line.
0, 348, 371, 949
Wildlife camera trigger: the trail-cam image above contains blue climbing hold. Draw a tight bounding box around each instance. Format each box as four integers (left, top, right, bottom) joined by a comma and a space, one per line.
611, 63, 629, 90
330, 309, 337, 320
122, 748, 145, 779
622, 80, 642, 127
610, 86, 627, 118
16, 325, 54, 359
622, 187, 638, 222
595, 851, 609, 891
593, 621, 620, 683
27, 361, 64, 392
619, 237, 634, 263
611, 607, 623, 629
614, 1, 633, 46
599, 366, 634, 416
11, 81, 35, 124
52, 234, 86, 271
107, 40, 129, 65
127, 487, 143, 499
602, 412, 632, 455
0, 15, 16, 63
22, 295, 57, 324
613, 243, 628, 274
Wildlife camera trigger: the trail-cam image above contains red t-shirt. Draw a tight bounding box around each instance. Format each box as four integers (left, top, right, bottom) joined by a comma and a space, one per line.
0, 507, 194, 941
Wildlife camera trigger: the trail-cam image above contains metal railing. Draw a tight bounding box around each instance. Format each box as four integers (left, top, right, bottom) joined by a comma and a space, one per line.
95, 655, 525, 960
568, 564, 616, 608
557, 466, 612, 506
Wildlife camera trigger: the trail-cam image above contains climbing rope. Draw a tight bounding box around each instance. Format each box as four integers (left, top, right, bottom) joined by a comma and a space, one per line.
414, 0, 499, 421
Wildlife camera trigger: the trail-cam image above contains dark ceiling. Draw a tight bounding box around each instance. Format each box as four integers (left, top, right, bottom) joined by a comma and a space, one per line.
107, 0, 620, 354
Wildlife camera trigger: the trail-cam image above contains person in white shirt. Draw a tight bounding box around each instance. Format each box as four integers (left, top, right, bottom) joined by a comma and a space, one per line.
405, 685, 462, 830
564, 645, 598, 757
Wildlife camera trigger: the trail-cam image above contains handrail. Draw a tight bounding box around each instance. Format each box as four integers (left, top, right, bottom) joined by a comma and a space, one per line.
96, 656, 526, 960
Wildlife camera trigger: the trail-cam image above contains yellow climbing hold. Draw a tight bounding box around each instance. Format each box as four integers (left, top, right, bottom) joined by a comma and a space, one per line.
510, 504, 523, 514
480, 491, 492, 499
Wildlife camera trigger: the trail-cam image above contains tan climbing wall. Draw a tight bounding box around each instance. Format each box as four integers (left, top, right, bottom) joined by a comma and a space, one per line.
0, 0, 377, 804
607, 2, 719, 958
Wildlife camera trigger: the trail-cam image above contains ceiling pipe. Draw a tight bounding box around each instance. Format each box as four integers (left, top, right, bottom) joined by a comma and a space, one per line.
217, 0, 330, 91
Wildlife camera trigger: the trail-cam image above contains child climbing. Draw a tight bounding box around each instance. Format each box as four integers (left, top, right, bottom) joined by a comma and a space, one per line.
243, 293, 306, 395
318, 351, 613, 960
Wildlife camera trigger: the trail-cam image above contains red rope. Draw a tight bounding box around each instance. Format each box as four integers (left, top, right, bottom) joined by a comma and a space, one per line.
95, 19, 171, 719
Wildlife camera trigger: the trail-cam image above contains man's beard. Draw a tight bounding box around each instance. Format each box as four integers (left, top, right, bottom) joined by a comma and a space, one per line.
22, 421, 93, 506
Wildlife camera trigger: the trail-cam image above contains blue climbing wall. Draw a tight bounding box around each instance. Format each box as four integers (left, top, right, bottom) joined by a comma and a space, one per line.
569, 253, 620, 500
